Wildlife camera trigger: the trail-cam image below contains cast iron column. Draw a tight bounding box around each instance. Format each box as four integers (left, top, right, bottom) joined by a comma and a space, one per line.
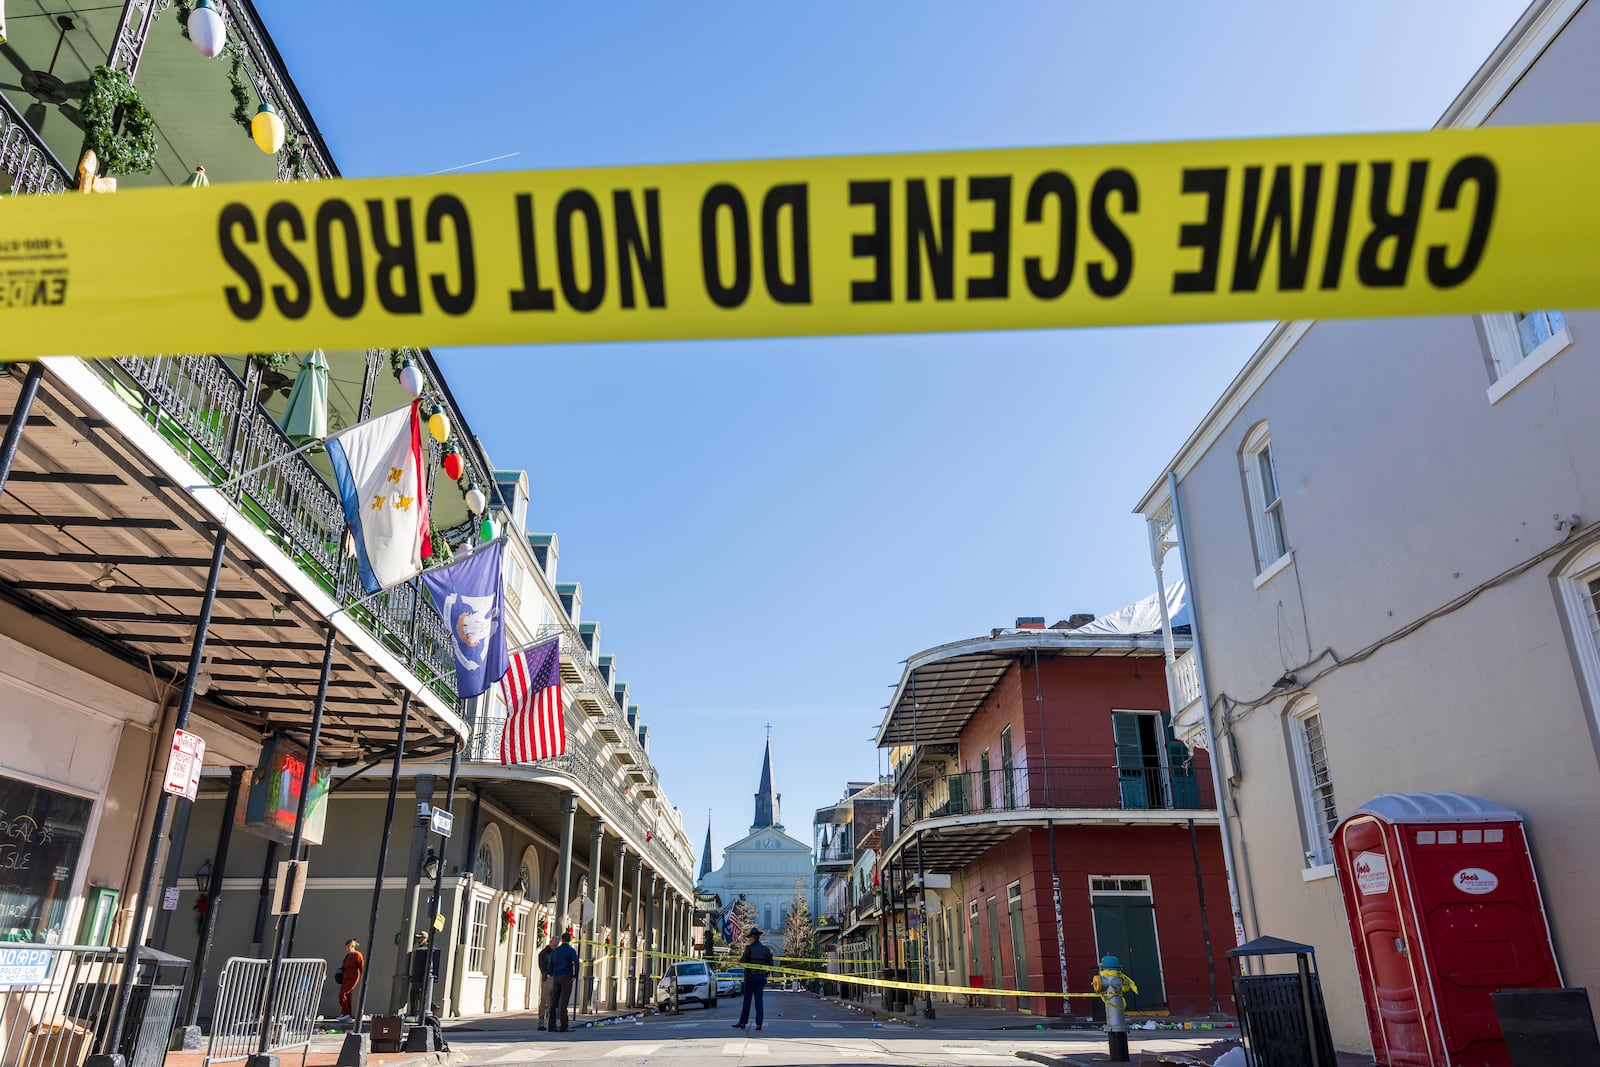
628, 862, 644, 1007
180, 766, 245, 1035
609, 843, 627, 1010
408, 742, 460, 1051
580, 818, 604, 1013
644, 872, 658, 1003
87, 527, 229, 1067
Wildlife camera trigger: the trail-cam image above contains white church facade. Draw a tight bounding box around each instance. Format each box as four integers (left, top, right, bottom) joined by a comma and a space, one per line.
697, 739, 814, 934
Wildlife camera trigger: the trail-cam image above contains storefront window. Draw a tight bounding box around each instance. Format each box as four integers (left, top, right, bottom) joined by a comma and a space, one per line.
0, 774, 93, 943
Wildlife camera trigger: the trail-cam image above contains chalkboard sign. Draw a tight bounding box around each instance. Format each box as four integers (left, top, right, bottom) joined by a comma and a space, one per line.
0, 774, 93, 942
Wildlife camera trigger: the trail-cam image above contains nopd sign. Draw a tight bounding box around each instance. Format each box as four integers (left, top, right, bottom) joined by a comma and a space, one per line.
0, 124, 1596, 359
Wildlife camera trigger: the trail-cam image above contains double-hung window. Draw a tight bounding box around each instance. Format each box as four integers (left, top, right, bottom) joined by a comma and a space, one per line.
1558, 543, 1600, 732
1241, 424, 1288, 574
1288, 700, 1338, 868
1482, 311, 1572, 402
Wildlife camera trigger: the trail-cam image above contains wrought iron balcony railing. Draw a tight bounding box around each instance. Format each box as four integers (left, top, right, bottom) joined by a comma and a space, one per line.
814, 843, 853, 865
0, 93, 72, 194
94, 354, 455, 703
468, 709, 689, 883
903, 763, 1216, 825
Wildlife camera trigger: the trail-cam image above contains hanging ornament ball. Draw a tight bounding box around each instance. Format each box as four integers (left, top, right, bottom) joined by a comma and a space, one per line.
480, 517, 497, 542
442, 450, 464, 481
251, 103, 285, 154
427, 406, 450, 443
189, 0, 228, 58
181, 165, 209, 188
398, 358, 425, 398
465, 485, 487, 515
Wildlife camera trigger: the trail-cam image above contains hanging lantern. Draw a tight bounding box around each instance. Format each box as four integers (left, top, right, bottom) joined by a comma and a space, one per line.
480, 516, 497, 542
251, 102, 285, 154
442, 449, 463, 481
427, 404, 450, 443
188, 0, 228, 58
464, 484, 487, 515
181, 165, 209, 188
397, 356, 425, 398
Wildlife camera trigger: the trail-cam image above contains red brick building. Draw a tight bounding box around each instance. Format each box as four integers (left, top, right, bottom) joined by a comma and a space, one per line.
874, 616, 1235, 1018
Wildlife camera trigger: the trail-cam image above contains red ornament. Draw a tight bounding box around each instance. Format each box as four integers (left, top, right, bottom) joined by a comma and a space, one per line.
443, 451, 464, 480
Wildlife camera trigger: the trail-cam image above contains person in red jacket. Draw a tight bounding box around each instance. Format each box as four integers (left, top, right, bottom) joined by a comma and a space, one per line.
337, 938, 364, 1024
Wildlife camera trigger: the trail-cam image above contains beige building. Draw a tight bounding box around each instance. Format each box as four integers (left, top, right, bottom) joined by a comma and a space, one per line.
1135, 0, 1600, 1053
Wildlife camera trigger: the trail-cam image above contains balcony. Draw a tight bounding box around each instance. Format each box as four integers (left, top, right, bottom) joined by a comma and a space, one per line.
468, 710, 686, 882
0, 92, 72, 194
849, 890, 880, 929
890, 764, 1218, 872
1172, 649, 1201, 712
921, 764, 1215, 819
814, 843, 853, 867
91, 354, 457, 702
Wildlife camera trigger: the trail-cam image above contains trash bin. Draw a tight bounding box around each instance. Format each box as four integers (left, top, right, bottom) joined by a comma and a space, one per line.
1228, 935, 1337, 1067
1492, 988, 1600, 1066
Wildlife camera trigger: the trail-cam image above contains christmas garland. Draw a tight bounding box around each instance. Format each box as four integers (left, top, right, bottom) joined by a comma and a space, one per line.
175, 0, 194, 39
79, 66, 158, 176
223, 41, 310, 180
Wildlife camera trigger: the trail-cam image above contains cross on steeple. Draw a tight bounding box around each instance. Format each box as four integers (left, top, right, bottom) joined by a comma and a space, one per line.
752, 732, 782, 831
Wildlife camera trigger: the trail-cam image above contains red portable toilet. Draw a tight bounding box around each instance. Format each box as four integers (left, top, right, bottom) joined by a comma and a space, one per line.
1333, 793, 1562, 1067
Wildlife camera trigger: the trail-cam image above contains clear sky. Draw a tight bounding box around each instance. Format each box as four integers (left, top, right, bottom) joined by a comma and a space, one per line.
264, 1, 1529, 866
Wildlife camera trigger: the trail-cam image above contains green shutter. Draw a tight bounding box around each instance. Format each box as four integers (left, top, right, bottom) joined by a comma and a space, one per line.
1113, 712, 1148, 809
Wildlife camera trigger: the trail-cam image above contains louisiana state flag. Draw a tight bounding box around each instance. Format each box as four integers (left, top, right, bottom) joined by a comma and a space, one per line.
326, 402, 431, 593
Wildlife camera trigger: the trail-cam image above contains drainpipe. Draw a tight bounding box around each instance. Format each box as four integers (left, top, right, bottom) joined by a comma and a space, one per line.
1167, 471, 1253, 948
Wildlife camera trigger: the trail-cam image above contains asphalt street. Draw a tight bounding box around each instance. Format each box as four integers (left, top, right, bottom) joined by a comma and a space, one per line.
440, 991, 1224, 1066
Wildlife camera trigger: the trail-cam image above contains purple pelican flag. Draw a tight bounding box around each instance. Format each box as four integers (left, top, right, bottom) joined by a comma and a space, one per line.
421, 540, 508, 700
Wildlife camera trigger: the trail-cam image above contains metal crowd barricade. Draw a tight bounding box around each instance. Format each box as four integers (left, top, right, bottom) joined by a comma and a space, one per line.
0, 943, 190, 1067
204, 958, 327, 1067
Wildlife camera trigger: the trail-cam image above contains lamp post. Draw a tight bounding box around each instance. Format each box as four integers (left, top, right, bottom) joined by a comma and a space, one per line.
195, 861, 213, 897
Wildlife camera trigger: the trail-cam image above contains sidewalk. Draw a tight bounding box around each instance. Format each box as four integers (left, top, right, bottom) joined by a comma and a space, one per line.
809, 991, 1237, 1034
446, 1005, 650, 1032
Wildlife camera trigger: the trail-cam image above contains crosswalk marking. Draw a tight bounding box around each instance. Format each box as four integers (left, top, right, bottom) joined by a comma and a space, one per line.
480, 1052, 552, 1064
604, 1045, 660, 1057
721, 1042, 769, 1055
809, 1022, 842, 1028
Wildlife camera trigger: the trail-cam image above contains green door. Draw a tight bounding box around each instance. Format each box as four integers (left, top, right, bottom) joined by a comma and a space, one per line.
1164, 713, 1201, 808
1113, 711, 1149, 809
1091, 891, 1165, 1008
1006, 885, 1029, 999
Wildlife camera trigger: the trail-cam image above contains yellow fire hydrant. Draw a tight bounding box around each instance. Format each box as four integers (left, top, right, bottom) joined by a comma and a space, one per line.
1093, 955, 1139, 1062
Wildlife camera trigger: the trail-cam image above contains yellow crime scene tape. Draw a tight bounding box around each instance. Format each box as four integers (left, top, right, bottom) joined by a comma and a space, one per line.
570, 939, 1102, 1001
0, 125, 1596, 359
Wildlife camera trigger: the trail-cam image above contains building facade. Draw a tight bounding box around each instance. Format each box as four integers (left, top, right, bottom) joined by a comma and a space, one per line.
1134, 1, 1600, 1051
874, 615, 1233, 1018
698, 740, 814, 937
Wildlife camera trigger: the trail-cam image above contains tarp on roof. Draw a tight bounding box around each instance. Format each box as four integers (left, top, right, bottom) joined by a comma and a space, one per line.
1071, 579, 1189, 635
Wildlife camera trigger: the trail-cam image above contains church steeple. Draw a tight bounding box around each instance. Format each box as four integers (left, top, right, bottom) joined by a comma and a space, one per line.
699, 815, 714, 881
752, 731, 782, 830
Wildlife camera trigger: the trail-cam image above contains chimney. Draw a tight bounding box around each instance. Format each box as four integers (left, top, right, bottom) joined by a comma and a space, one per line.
1015, 616, 1046, 630
1052, 613, 1097, 629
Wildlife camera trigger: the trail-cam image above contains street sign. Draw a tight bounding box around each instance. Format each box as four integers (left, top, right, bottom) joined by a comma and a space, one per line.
270, 860, 307, 915
162, 886, 180, 911
162, 728, 205, 801
429, 807, 454, 837
0, 947, 51, 985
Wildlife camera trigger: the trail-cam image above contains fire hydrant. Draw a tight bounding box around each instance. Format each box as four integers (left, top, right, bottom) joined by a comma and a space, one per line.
1093, 955, 1139, 1062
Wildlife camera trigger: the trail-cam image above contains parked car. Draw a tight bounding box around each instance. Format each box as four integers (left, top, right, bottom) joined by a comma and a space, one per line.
716, 969, 742, 997
723, 966, 744, 994
655, 960, 717, 1009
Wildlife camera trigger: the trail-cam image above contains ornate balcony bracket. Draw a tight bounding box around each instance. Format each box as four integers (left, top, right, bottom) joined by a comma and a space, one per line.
0, 95, 73, 194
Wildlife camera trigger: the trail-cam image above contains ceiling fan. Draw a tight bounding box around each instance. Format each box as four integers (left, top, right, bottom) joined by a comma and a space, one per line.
1, 15, 88, 132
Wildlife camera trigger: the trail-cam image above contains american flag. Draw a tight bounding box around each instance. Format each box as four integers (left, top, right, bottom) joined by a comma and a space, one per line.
498, 637, 563, 764
720, 903, 742, 944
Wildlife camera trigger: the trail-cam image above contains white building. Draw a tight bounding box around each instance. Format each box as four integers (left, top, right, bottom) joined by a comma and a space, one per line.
698, 739, 814, 935
1134, 0, 1600, 1053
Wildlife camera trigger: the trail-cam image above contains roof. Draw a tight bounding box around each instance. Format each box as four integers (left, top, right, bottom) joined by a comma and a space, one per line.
876, 629, 1177, 748
1348, 792, 1522, 826
1229, 934, 1318, 959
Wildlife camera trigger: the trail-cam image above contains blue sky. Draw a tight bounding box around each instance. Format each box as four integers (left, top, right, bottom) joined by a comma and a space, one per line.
265, 1, 1529, 865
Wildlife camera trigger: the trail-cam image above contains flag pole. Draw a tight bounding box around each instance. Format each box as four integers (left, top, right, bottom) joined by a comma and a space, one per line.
187, 401, 420, 494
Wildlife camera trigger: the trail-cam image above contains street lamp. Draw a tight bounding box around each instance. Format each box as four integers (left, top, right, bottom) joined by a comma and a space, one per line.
195, 860, 214, 896
421, 848, 440, 882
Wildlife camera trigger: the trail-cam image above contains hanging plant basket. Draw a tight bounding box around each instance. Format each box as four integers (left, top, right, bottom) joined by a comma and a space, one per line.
79, 66, 159, 176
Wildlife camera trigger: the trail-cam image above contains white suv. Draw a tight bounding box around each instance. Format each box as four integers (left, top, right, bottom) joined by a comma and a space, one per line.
655, 960, 717, 1009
